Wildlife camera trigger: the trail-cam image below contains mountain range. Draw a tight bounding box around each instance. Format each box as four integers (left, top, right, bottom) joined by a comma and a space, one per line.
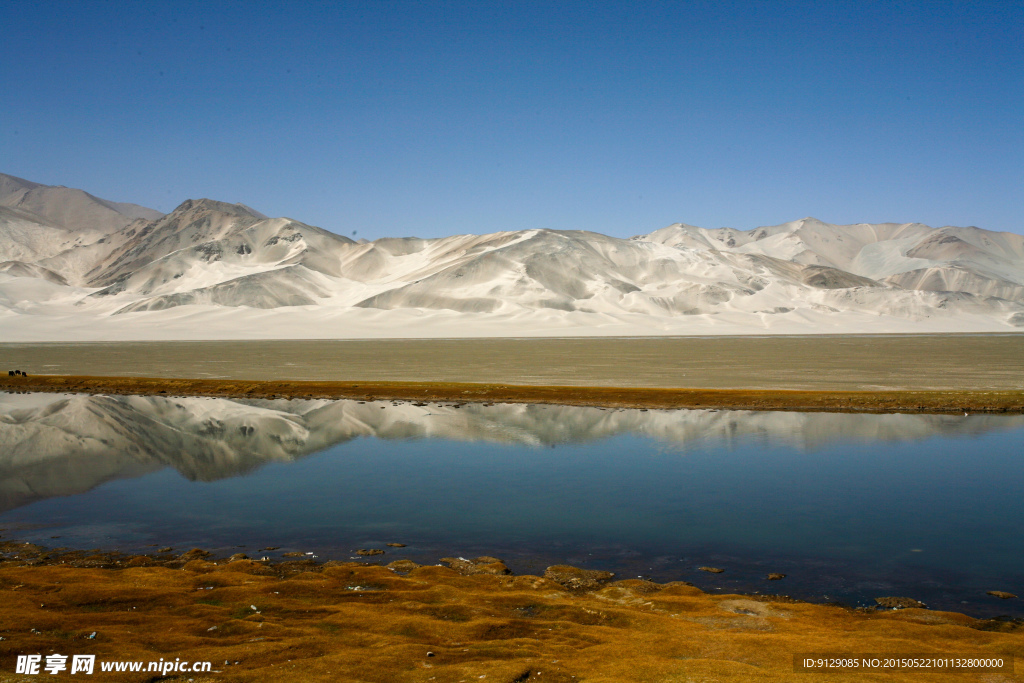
2, 171, 1023, 340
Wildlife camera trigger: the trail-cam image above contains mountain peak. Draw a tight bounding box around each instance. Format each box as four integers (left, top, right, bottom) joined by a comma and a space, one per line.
172, 198, 268, 219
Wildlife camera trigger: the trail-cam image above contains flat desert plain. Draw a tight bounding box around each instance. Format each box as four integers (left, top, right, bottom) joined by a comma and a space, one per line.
2, 333, 1023, 390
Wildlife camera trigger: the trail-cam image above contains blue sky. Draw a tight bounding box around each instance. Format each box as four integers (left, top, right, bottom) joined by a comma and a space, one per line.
2, 0, 1021, 239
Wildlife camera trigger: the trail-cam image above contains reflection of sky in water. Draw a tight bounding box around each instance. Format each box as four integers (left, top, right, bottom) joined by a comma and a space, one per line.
1, 393, 1022, 616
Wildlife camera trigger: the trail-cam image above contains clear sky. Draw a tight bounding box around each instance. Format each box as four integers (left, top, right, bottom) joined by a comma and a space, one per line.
2, 0, 1021, 239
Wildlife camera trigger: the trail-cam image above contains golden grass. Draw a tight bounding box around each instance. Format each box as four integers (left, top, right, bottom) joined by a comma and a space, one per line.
3, 374, 1023, 413
0, 551, 1020, 683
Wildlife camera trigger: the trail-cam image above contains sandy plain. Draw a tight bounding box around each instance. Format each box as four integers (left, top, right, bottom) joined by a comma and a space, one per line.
2, 334, 1023, 413
1, 333, 1023, 390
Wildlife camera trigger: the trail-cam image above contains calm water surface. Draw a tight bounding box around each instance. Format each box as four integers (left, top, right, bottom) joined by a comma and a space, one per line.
1, 392, 1022, 617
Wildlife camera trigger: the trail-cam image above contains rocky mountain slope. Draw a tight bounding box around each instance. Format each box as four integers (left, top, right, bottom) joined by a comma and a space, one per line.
1, 172, 1022, 339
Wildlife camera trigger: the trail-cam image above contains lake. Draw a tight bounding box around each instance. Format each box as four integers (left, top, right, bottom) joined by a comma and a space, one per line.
1, 391, 1022, 618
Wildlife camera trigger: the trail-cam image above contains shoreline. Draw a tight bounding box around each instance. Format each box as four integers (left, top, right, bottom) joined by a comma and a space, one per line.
3, 374, 1024, 413
0, 542, 1019, 681
2, 539, 1019, 619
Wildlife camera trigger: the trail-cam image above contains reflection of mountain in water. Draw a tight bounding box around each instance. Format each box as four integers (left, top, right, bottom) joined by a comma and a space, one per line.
2, 392, 1022, 513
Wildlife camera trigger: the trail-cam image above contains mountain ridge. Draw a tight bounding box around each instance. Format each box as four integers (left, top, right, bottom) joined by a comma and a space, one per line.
1, 172, 1022, 340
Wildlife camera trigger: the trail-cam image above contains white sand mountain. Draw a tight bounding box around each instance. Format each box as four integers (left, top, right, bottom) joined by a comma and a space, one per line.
3, 393, 1021, 512
0, 172, 166, 288
0, 173, 1022, 340
643, 218, 1024, 301
90, 206, 356, 312
0, 172, 162, 235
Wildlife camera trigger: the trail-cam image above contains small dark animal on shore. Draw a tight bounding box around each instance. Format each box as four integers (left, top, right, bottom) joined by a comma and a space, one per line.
7, 371, 12, 377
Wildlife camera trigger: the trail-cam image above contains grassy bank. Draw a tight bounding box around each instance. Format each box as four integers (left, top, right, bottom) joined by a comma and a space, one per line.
2, 374, 1024, 413
0, 545, 1020, 682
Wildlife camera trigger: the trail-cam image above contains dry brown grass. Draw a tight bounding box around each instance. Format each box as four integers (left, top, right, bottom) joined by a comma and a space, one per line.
0, 551, 1020, 682
2, 374, 1023, 413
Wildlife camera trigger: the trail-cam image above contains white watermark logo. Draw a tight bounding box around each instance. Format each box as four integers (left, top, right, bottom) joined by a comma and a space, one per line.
15, 654, 212, 675
16, 655, 94, 675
